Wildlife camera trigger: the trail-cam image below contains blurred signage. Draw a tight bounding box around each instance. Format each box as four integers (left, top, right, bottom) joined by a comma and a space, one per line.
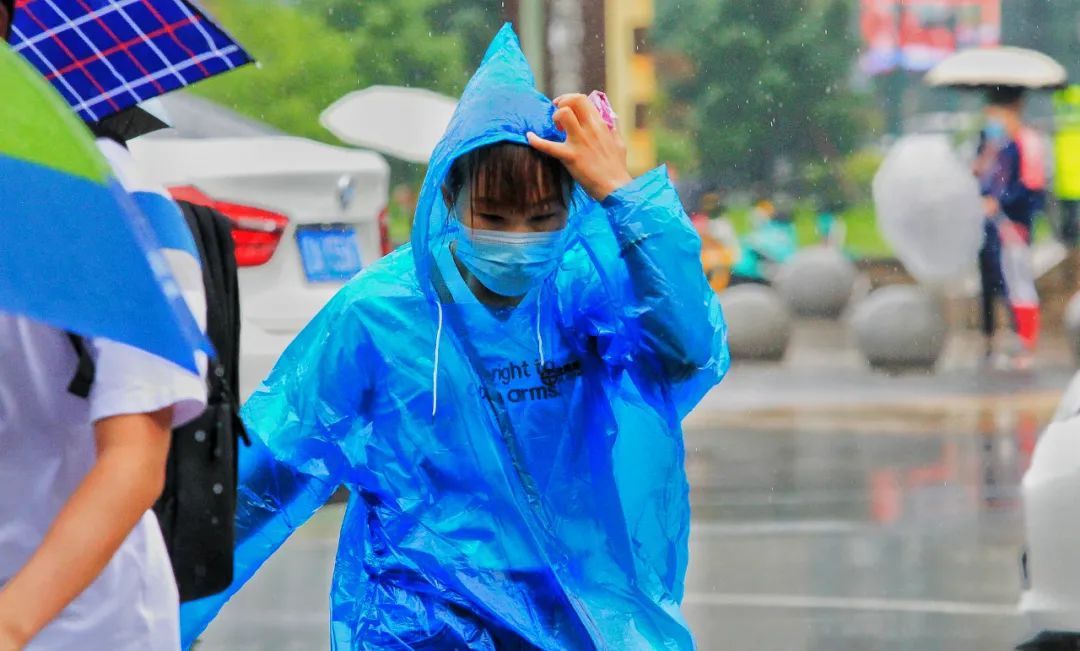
860, 0, 1001, 76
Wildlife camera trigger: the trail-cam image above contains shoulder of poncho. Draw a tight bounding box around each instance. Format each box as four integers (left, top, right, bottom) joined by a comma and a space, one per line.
333, 246, 427, 315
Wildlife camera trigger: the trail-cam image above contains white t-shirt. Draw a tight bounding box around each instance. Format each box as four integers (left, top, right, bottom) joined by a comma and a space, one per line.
0, 140, 207, 650
0, 320, 205, 650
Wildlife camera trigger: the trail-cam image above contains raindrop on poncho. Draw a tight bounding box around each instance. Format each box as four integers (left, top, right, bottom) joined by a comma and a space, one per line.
181, 25, 728, 650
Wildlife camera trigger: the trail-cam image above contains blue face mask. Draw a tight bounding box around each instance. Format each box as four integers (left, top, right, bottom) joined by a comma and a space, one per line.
453, 223, 568, 297
985, 118, 1009, 145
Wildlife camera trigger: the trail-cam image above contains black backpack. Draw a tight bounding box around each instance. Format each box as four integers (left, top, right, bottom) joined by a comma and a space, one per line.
67, 199, 247, 602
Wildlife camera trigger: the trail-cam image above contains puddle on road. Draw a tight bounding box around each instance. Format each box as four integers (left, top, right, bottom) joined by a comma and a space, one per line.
685, 394, 1059, 438
682, 402, 1049, 648
685, 402, 1049, 524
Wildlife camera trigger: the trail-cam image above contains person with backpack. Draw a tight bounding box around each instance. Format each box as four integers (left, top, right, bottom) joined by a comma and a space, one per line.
181, 26, 727, 650
0, 7, 209, 646
88, 103, 249, 607
974, 85, 1047, 369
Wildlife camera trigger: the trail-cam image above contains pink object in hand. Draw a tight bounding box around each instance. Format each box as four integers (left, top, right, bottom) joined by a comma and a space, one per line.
588, 91, 618, 131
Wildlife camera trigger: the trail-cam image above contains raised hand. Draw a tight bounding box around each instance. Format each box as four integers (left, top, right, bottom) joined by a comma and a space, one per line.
527, 93, 634, 201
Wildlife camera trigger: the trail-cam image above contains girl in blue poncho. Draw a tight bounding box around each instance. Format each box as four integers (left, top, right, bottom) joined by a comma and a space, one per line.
182, 26, 728, 650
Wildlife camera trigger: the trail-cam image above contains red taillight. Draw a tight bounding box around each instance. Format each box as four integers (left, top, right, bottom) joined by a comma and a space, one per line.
226, 206, 289, 267
378, 206, 392, 257
169, 186, 290, 267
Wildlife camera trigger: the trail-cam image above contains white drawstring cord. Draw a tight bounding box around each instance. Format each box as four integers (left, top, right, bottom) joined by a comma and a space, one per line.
535, 286, 545, 367
432, 300, 444, 417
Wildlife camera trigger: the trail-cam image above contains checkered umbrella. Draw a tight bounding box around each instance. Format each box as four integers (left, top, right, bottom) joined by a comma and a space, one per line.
9, 0, 250, 122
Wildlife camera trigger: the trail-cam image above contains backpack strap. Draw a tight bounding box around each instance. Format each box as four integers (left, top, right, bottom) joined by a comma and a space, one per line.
66, 333, 96, 399
176, 200, 249, 448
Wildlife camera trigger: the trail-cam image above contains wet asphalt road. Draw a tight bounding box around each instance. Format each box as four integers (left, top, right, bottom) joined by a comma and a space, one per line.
195, 355, 1069, 650
681, 425, 1027, 650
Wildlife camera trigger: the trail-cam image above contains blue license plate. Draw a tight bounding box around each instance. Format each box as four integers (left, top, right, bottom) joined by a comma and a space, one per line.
296, 227, 363, 282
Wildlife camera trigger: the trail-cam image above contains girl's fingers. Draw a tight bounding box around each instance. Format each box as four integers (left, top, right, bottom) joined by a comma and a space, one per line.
613, 125, 627, 152
558, 94, 605, 133
553, 106, 584, 139
527, 132, 572, 162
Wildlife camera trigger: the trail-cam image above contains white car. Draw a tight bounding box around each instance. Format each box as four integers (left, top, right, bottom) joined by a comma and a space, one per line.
131, 136, 391, 399
1018, 372, 1080, 649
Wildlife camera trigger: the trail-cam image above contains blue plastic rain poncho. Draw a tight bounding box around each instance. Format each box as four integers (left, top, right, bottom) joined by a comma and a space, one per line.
182, 25, 728, 650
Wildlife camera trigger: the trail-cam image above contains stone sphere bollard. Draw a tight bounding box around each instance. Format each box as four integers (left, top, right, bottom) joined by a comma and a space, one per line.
1064, 292, 1080, 365
719, 285, 792, 361
850, 285, 948, 373
773, 246, 858, 319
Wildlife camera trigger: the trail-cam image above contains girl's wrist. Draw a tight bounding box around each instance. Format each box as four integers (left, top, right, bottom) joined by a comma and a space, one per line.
589, 172, 633, 202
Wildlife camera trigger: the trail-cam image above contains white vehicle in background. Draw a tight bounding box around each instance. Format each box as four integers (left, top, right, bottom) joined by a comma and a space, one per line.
130, 136, 391, 399
1018, 372, 1080, 650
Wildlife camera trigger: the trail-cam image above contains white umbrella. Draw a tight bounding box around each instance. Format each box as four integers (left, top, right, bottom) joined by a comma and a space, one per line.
873, 134, 985, 285
321, 86, 458, 164
925, 46, 1067, 90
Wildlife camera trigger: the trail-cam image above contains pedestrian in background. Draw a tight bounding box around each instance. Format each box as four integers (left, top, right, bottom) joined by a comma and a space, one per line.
698, 192, 739, 293
1054, 85, 1080, 279
816, 200, 847, 249
973, 85, 1047, 368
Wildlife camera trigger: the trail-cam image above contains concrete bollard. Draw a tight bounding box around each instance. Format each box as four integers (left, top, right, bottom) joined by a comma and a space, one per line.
851, 285, 948, 373
1065, 292, 1080, 365
719, 285, 792, 361
773, 247, 857, 319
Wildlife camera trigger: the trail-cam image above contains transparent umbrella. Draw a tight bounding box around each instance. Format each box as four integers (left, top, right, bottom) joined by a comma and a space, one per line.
873, 134, 985, 284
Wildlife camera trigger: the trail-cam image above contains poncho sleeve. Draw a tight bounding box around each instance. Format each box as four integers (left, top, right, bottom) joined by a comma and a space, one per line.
180, 289, 375, 648
572, 166, 729, 416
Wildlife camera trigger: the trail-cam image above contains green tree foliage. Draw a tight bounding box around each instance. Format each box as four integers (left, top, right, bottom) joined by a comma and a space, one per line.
192, 0, 507, 142
1004, 0, 1080, 81
655, 0, 872, 189
429, 0, 508, 72
192, 0, 359, 141
299, 0, 469, 95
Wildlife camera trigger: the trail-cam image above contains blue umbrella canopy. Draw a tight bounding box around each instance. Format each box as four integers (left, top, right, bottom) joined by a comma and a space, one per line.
0, 41, 208, 371
8, 0, 250, 122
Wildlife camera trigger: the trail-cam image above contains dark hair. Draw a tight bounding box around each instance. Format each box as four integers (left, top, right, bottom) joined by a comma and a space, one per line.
986, 85, 1025, 107
442, 143, 573, 221
1, 0, 13, 39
